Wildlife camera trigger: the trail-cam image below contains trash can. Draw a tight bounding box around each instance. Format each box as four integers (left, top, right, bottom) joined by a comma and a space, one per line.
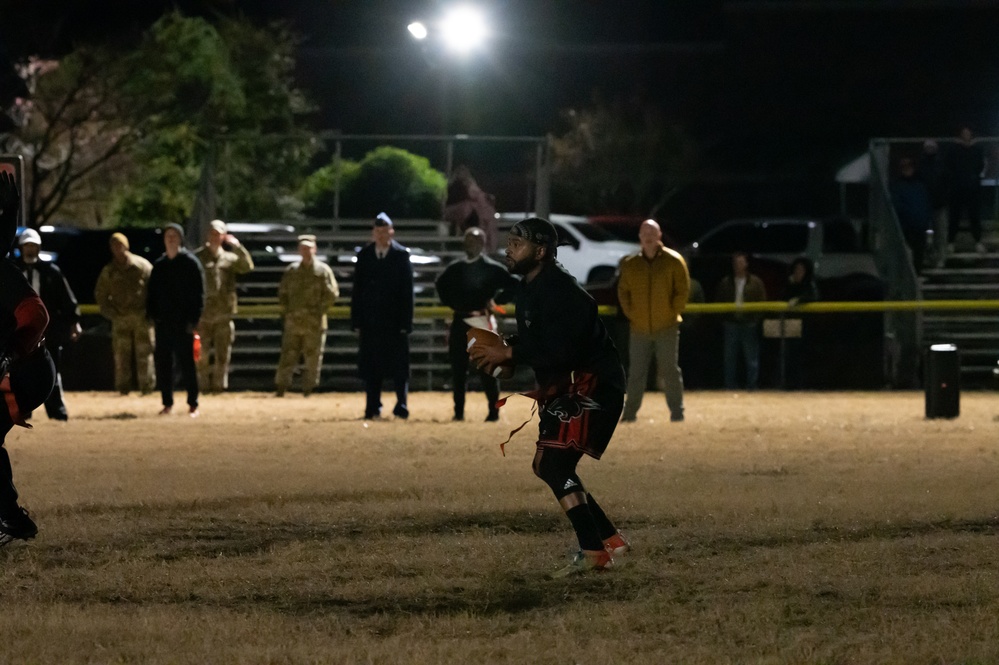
925, 343, 960, 419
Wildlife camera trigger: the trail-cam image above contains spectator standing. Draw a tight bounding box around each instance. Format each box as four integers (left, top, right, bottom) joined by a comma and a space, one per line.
14, 229, 81, 420
916, 140, 949, 266
94, 233, 155, 395
0, 171, 54, 545
891, 156, 933, 274
194, 219, 254, 393
351, 213, 414, 420
617, 219, 691, 423
715, 252, 767, 390
945, 126, 987, 254
435, 227, 518, 422
274, 235, 339, 396
147, 223, 205, 417
781, 257, 819, 390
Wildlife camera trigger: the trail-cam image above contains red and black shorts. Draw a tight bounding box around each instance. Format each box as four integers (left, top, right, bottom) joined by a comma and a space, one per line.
536, 372, 624, 460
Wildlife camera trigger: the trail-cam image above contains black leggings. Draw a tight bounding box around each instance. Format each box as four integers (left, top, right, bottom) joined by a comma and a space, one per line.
533, 447, 585, 499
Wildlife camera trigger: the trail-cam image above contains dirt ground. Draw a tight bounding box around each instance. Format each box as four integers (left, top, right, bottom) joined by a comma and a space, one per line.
1, 390, 998, 664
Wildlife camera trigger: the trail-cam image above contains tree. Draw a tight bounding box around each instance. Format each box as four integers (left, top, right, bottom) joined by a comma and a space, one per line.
2, 12, 314, 227
301, 146, 446, 219
551, 98, 698, 217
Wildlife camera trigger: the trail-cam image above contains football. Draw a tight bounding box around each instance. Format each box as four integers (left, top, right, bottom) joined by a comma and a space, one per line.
466, 328, 515, 379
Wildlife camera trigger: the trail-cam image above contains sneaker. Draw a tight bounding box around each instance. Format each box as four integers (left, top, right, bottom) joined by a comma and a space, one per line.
485, 411, 500, 422
158, 406, 172, 416
0, 507, 37, 547
976, 242, 988, 254
550, 549, 612, 578
275, 389, 285, 398
392, 404, 409, 419
188, 407, 200, 418
620, 416, 636, 423
603, 531, 631, 558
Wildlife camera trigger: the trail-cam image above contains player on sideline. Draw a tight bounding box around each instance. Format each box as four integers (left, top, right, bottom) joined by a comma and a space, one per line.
0, 171, 56, 546
469, 217, 630, 577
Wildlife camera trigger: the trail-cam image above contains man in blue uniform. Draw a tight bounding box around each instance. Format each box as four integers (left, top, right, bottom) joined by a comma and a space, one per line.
351, 213, 414, 420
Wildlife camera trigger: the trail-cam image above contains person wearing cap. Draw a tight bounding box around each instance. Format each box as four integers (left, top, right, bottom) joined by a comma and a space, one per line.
617, 219, 691, 423
468, 217, 630, 578
0, 171, 55, 545
194, 219, 254, 393
146, 223, 205, 417
274, 234, 339, 397
94, 233, 155, 395
14, 228, 81, 421
434, 227, 518, 422
350, 213, 415, 419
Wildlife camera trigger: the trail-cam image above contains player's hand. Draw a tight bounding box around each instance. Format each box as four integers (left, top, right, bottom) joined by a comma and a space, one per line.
469, 342, 511, 375
0, 171, 19, 220
225, 234, 240, 247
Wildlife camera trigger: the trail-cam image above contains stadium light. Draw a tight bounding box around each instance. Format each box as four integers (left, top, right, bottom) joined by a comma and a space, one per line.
440, 6, 488, 54
407, 21, 428, 40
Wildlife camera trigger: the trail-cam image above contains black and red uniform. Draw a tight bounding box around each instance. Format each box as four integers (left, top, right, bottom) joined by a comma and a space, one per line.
0, 258, 56, 522
507, 258, 626, 555
510, 260, 626, 458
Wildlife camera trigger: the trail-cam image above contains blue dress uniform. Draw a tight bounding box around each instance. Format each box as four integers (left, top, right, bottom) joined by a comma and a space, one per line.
351, 238, 414, 419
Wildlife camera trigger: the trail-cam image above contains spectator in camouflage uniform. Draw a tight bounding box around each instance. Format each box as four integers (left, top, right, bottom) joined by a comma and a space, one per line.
274, 235, 339, 396
194, 219, 254, 393
94, 233, 155, 394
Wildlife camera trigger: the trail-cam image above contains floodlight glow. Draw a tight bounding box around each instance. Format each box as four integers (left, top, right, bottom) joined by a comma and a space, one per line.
408, 21, 428, 40
440, 6, 487, 53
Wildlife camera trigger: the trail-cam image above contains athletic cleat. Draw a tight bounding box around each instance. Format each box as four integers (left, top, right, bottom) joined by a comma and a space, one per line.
550, 549, 612, 578
0, 508, 37, 547
603, 531, 631, 558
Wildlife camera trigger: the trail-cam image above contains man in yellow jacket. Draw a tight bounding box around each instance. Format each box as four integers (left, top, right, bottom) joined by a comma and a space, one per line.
617, 219, 691, 422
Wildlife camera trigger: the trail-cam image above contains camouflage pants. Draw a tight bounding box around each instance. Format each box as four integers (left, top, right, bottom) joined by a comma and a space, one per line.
197, 316, 235, 392
111, 314, 155, 394
275, 324, 326, 393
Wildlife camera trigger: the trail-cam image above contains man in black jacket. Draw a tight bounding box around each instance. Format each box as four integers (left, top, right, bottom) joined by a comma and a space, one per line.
469, 217, 630, 578
147, 223, 205, 417
0, 171, 55, 545
435, 227, 518, 421
14, 228, 80, 420
350, 213, 414, 420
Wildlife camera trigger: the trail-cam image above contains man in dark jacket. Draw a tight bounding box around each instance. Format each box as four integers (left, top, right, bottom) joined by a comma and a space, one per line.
147, 223, 205, 417
469, 217, 630, 578
891, 156, 933, 274
714, 251, 767, 390
435, 227, 518, 422
0, 171, 55, 546
14, 228, 80, 420
350, 213, 414, 420
945, 126, 987, 254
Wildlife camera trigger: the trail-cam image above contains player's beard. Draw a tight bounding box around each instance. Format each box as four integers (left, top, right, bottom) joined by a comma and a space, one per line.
506, 254, 539, 276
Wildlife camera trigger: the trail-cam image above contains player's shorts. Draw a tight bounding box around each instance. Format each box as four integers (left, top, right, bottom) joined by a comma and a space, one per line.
536, 372, 623, 460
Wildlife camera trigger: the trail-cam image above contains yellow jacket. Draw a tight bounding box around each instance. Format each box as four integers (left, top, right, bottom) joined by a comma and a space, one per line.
617, 245, 691, 333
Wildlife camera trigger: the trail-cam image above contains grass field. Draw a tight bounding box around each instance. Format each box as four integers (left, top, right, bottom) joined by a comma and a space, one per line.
1, 390, 998, 664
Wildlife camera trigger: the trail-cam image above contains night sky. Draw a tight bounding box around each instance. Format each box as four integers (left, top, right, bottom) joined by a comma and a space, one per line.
4, 0, 999, 224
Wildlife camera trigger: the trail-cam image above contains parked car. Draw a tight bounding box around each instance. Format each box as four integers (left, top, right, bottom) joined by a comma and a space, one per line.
495, 213, 639, 286
681, 216, 881, 300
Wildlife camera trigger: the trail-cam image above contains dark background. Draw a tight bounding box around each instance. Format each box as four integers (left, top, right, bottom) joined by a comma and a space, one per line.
3, 0, 999, 233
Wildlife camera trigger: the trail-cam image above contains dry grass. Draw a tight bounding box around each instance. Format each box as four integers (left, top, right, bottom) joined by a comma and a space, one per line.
1, 390, 999, 664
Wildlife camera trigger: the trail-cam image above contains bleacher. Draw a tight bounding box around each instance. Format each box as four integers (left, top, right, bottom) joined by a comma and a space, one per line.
227, 217, 514, 392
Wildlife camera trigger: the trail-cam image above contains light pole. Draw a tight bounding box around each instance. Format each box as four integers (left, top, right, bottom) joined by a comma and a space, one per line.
407, 5, 490, 136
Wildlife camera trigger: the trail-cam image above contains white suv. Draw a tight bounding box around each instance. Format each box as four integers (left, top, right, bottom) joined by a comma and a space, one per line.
496, 213, 639, 286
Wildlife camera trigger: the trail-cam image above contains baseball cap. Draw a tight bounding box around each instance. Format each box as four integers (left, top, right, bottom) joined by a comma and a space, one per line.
298, 234, 317, 248
209, 219, 227, 234
18, 228, 41, 246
